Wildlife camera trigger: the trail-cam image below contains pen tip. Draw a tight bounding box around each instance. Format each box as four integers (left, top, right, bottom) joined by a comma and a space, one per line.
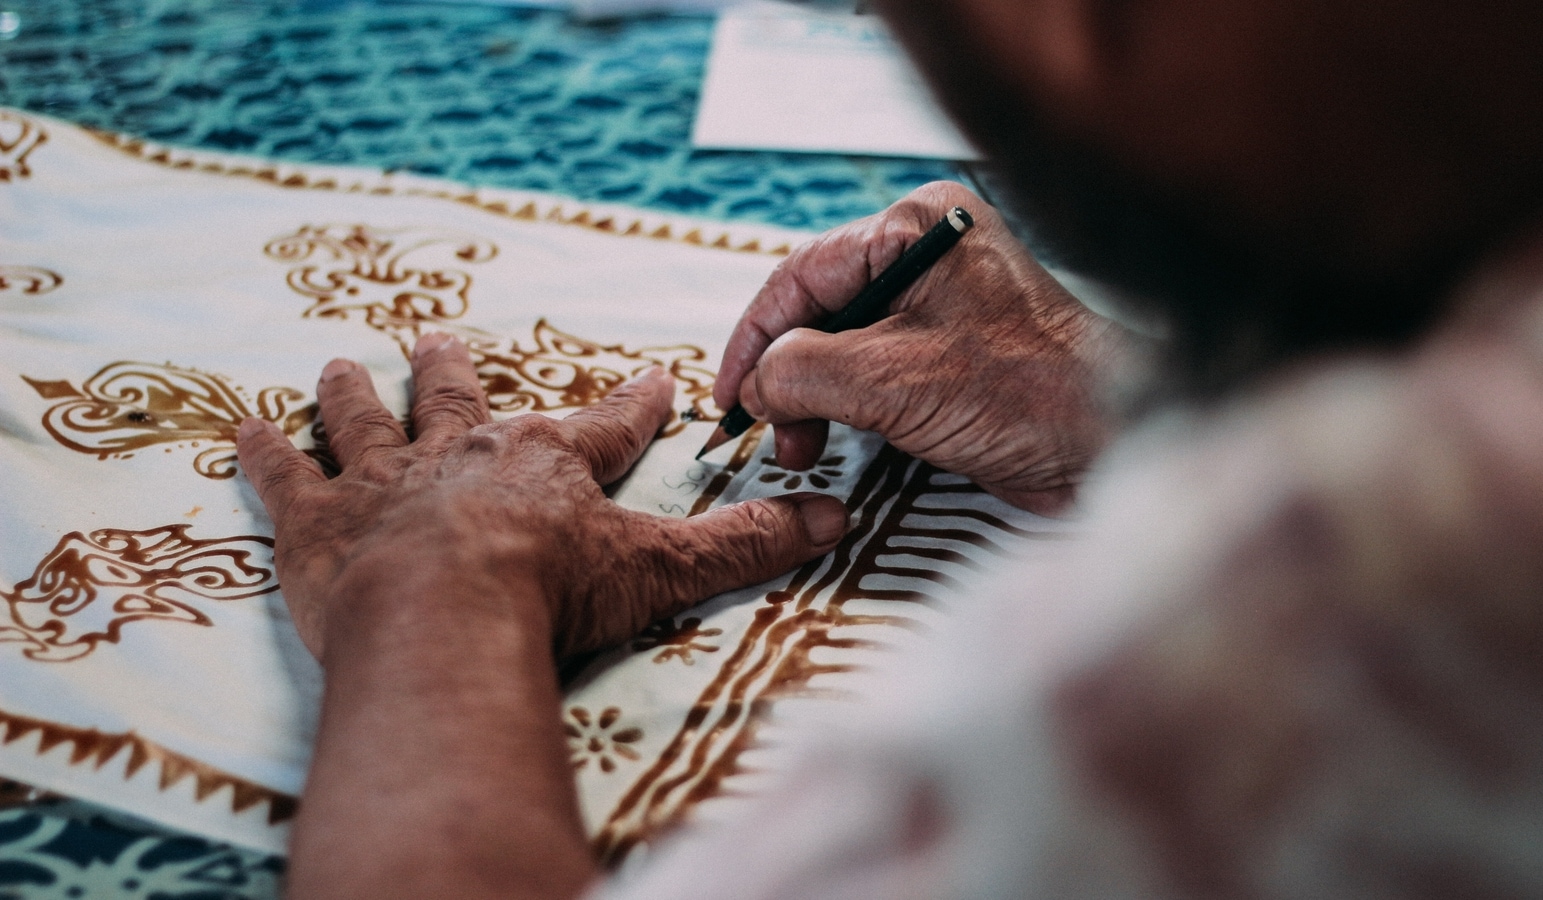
695, 426, 733, 460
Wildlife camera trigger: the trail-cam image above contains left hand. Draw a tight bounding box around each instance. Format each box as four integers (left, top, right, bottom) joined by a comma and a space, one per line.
236, 332, 850, 662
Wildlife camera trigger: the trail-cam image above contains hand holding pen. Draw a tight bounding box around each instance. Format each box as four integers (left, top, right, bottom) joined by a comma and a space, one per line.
704, 181, 1122, 516
698, 205, 975, 458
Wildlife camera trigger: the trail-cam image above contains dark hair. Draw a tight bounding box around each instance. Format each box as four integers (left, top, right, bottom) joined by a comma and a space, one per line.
881, 0, 1521, 399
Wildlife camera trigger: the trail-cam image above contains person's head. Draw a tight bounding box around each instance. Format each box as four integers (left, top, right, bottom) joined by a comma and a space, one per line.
879, 0, 1543, 394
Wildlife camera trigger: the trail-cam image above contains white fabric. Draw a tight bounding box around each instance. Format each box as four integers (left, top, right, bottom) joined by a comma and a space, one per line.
0, 108, 1055, 855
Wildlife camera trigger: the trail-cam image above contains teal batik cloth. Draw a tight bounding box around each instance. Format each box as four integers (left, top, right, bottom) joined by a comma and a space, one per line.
0, 0, 958, 233
0, 803, 283, 900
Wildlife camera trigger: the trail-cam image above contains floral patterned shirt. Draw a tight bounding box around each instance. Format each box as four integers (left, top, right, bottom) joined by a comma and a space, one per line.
595, 256, 1543, 900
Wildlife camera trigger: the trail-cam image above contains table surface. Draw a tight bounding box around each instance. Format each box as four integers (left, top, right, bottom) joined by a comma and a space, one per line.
0, 1, 965, 896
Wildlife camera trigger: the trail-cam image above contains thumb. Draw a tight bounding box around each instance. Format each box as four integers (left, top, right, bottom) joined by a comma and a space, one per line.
740, 327, 903, 433
557, 493, 850, 657
657, 492, 849, 606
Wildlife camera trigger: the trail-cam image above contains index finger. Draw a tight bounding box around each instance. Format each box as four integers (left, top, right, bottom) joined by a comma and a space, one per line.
712, 181, 971, 412
236, 417, 326, 524
558, 366, 676, 485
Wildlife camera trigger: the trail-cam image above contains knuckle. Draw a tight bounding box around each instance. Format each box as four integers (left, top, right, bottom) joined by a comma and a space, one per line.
256, 453, 315, 497
457, 427, 502, 456
581, 397, 632, 429
414, 382, 487, 423
752, 360, 793, 414
765, 256, 796, 284
234, 433, 275, 470
504, 414, 576, 458
733, 499, 791, 538
336, 406, 403, 438
348, 453, 401, 484
762, 328, 820, 372
505, 412, 563, 442
571, 406, 646, 462
588, 428, 632, 463
913, 179, 976, 209
717, 502, 795, 574
771, 231, 822, 272
876, 216, 926, 252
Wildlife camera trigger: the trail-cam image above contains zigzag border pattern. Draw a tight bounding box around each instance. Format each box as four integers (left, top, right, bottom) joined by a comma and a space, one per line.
0, 706, 297, 826
85, 129, 794, 257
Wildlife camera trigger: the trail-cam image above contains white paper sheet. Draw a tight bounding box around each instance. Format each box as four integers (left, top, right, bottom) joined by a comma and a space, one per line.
691, 2, 981, 160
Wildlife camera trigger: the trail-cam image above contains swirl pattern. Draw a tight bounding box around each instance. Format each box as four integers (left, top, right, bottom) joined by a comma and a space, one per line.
1, 525, 278, 662
263, 224, 497, 340
23, 362, 314, 479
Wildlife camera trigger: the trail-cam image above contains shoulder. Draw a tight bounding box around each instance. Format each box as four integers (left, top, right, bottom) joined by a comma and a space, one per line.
1047, 334, 1543, 898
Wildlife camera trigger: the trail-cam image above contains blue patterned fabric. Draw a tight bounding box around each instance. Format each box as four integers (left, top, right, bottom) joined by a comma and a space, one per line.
0, 806, 282, 900
0, 0, 960, 231
0, 1, 970, 896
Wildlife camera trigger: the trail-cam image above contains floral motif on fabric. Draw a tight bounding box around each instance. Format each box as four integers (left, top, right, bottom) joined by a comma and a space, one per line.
0, 525, 278, 662
757, 454, 847, 491
22, 362, 315, 479
264, 224, 719, 424
469, 320, 717, 424
565, 707, 644, 774
263, 224, 497, 338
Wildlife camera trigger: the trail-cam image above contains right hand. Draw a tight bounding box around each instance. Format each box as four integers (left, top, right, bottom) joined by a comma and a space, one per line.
715, 182, 1124, 515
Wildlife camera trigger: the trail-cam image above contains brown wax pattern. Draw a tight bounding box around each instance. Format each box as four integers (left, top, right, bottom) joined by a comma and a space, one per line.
1, 525, 278, 662
632, 616, 723, 666
263, 224, 497, 339
592, 445, 1058, 865
0, 111, 46, 182
264, 224, 722, 428
23, 361, 316, 479
0, 705, 296, 824
566, 706, 645, 775
0, 266, 62, 295
90, 127, 792, 257
467, 321, 718, 427
757, 454, 847, 491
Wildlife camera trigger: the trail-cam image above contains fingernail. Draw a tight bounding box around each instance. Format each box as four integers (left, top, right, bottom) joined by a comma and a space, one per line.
414, 332, 455, 357
740, 369, 766, 418
320, 358, 355, 382
237, 417, 267, 441
629, 364, 668, 382
796, 495, 847, 547
773, 427, 796, 466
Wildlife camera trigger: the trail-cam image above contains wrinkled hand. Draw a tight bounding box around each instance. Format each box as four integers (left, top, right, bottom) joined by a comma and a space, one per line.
715, 181, 1123, 514
237, 333, 849, 661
